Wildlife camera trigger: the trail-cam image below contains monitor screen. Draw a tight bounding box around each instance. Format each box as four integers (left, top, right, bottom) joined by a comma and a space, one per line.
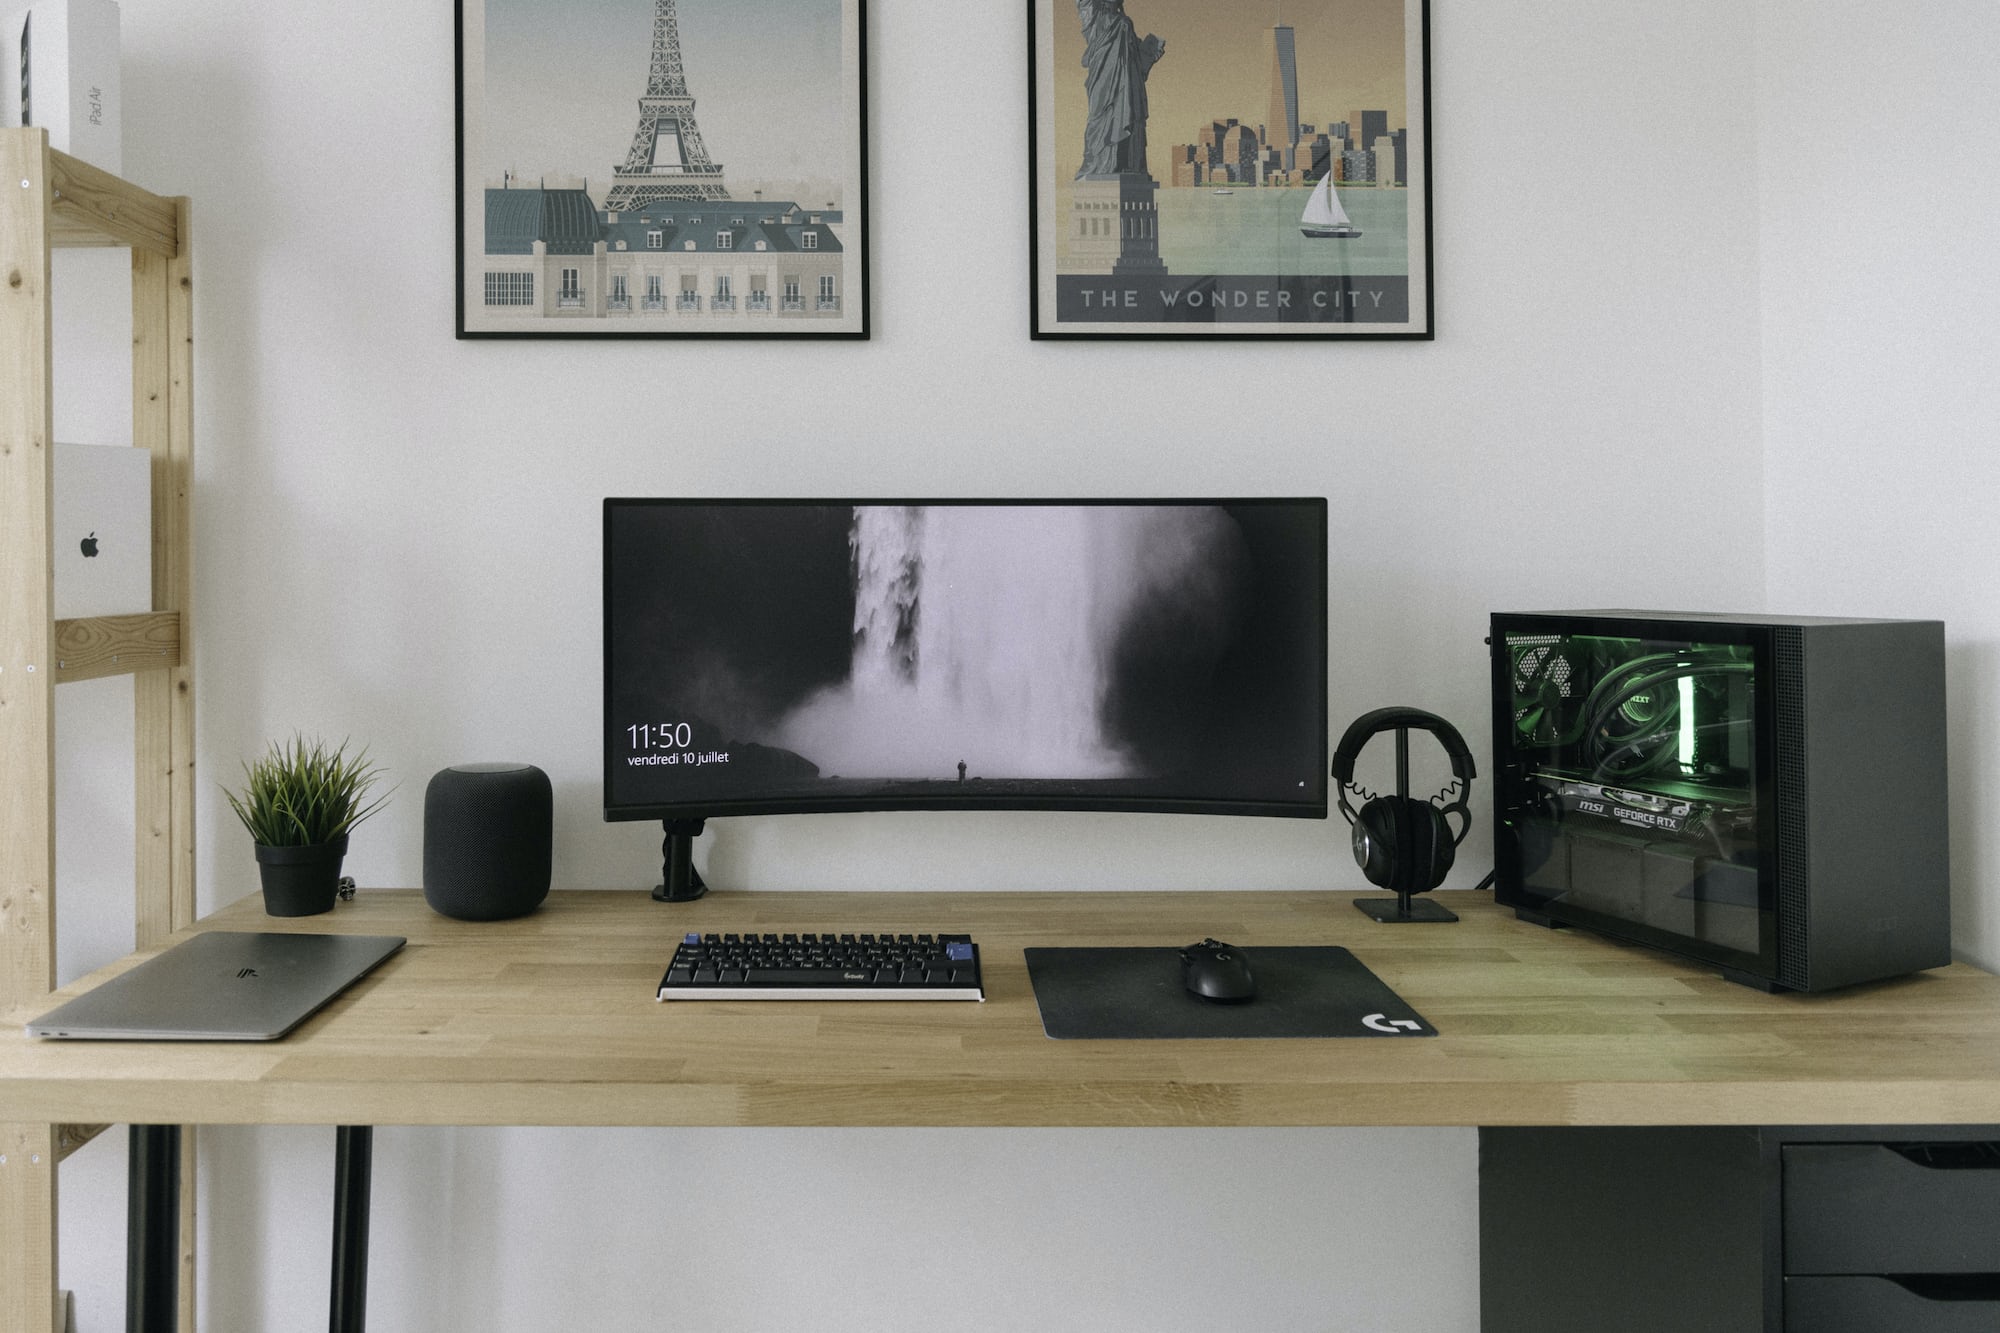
603, 499, 1328, 821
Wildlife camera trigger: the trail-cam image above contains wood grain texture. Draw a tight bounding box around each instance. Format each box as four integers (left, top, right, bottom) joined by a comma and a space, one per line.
51, 1123, 107, 1162
45, 146, 178, 255
6, 889, 2000, 1129
51, 611, 181, 682
0, 1122, 59, 1333
1, 130, 58, 1020
1, 128, 63, 1333
132, 199, 196, 951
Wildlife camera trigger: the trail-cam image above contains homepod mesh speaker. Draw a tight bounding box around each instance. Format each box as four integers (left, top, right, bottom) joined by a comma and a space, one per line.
422, 763, 552, 920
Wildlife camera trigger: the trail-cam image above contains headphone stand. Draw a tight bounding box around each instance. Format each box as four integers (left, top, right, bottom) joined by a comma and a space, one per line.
1354, 725, 1460, 923
1356, 894, 1459, 922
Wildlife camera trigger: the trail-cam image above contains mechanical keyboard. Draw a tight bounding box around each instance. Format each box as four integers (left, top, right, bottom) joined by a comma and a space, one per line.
658, 932, 985, 1001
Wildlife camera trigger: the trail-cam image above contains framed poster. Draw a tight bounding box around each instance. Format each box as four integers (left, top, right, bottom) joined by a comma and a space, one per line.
1030, 0, 1431, 339
456, 0, 869, 339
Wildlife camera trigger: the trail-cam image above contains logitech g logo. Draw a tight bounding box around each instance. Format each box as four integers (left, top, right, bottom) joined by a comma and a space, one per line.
1362, 1012, 1423, 1034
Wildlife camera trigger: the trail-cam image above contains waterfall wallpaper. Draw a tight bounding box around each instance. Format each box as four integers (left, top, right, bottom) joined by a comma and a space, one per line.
605, 501, 1327, 816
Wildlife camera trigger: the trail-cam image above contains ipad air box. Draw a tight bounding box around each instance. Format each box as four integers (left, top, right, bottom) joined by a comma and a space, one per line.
54, 441, 150, 618
1, 0, 121, 173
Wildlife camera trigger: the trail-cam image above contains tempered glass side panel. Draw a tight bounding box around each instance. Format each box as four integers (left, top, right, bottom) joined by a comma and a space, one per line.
1492, 615, 1778, 979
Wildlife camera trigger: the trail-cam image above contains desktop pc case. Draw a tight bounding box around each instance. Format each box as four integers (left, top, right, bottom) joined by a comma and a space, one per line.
1489, 611, 1949, 992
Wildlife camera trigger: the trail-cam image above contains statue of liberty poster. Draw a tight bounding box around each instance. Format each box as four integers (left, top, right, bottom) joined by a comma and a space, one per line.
1031, 0, 1430, 339
456, 0, 868, 338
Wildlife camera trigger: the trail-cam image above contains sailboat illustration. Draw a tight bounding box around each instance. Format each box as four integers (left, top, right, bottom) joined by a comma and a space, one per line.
1300, 174, 1362, 239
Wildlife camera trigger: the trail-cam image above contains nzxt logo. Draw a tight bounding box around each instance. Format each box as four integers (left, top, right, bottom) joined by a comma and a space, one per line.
235, 968, 259, 979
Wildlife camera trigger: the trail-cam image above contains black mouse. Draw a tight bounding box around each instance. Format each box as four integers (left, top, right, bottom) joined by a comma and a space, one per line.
1180, 938, 1255, 1002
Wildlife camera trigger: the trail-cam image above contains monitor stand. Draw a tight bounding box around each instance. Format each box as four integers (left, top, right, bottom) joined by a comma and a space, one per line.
653, 819, 709, 902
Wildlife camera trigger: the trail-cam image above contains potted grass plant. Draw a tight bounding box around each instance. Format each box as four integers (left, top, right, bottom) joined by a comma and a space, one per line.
225, 735, 393, 916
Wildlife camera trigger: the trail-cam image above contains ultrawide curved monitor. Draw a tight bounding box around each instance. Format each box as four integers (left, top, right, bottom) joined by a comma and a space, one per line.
603, 499, 1328, 822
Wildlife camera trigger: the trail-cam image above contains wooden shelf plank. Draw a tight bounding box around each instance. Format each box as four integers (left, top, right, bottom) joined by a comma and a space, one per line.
45, 145, 179, 257
0, 125, 58, 1020
134, 196, 197, 949
52, 612, 182, 683
0, 1123, 59, 1333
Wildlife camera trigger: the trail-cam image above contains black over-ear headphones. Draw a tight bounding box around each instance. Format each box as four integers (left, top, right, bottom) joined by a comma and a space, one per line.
1332, 707, 1477, 896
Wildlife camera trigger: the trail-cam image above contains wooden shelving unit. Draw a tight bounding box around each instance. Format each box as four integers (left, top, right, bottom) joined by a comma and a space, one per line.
1, 127, 195, 1333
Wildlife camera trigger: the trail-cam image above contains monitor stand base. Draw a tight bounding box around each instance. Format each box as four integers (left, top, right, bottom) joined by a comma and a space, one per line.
653, 819, 709, 901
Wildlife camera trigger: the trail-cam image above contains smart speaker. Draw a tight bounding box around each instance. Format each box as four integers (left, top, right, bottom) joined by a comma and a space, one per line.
421, 763, 552, 920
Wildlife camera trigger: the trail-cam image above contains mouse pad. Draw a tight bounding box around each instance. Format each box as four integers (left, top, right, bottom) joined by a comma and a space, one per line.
1023, 946, 1436, 1040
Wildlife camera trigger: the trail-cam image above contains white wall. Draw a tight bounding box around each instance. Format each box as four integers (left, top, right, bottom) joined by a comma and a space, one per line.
45, 1, 1785, 1328
1756, 0, 2000, 971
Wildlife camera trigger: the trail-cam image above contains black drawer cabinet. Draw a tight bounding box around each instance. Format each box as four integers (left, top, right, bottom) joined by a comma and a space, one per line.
1481, 1127, 2000, 1333
1784, 1143, 2000, 1274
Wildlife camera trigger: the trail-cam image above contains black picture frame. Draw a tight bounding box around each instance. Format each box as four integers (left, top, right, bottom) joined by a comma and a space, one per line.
455, 0, 870, 340
1030, 0, 1432, 340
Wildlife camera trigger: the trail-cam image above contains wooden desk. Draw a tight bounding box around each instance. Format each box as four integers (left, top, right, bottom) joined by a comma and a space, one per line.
8, 887, 2000, 1130
8, 887, 2000, 1332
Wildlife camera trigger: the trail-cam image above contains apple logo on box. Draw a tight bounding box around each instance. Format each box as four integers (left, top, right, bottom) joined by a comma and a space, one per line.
80, 532, 100, 558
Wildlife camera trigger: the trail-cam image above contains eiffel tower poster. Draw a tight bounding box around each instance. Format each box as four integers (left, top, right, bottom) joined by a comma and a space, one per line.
456, 0, 869, 339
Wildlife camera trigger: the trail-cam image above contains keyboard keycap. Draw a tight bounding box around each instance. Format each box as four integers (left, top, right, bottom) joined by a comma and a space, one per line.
743, 969, 839, 986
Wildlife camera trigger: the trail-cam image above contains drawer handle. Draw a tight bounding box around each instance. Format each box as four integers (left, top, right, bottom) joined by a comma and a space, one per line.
1884, 1274, 2000, 1302
1885, 1142, 2000, 1170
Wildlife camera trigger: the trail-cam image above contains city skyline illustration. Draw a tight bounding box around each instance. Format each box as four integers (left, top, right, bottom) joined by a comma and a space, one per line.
1049, 0, 1407, 188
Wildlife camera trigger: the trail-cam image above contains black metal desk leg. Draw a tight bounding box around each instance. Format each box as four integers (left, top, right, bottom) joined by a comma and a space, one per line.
330, 1125, 374, 1333
127, 1124, 181, 1333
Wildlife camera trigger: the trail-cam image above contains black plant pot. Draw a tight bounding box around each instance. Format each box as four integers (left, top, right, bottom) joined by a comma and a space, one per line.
254, 834, 349, 917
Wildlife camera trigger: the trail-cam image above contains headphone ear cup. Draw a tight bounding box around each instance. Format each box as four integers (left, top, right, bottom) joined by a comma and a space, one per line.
1355, 797, 1458, 893
1352, 797, 1402, 890
1408, 802, 1455, 892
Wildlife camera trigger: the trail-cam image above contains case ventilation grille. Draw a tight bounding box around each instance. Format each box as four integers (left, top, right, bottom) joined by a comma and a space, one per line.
1774, 629, 1809, 990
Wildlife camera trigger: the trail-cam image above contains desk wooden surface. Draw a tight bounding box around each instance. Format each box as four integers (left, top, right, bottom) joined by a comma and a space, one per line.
5, 888, 2000, 1128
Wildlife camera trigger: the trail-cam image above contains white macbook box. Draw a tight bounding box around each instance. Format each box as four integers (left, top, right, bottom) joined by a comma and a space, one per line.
1, 0, 120, 173
53, 441, 149, 618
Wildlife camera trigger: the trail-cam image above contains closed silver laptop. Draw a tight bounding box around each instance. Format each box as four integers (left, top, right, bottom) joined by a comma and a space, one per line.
26, 931, 405, 1041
